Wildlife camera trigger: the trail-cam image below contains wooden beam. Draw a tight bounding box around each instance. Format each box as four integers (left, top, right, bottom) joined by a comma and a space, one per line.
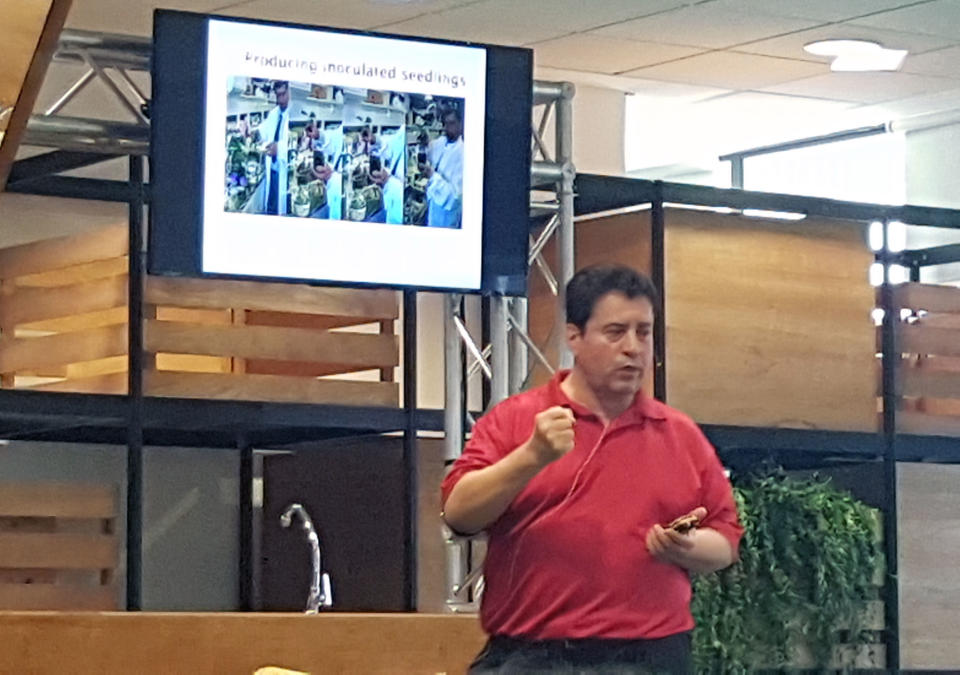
0, 584, 117, 611
1, 276, 128, 327
14, 257, 128, 288
896, 283, 960, 315
899, 323, 960, 359
144, 321, 398, 368
0, 0, 73, 192
0, 224, 127, 281
0, 324, 127, 373
0, 483, 116, 518
145, 277, 399, 319
0, 533, 117, 569
144, 371, 399, 407
28, 372, 128, 395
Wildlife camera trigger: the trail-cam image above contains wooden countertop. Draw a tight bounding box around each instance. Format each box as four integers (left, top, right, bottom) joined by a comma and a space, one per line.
0, 611, 486, 674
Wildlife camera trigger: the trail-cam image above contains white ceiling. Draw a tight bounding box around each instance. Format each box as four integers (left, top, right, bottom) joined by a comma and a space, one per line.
27, 0, 960, 166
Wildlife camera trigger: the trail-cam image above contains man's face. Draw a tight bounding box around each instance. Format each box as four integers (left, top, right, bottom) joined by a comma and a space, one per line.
443, 113, 462, 142
275, 85, 290, 110
567, 291, 654, 399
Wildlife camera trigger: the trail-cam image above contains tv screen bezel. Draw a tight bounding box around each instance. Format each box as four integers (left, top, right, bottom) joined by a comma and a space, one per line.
148, 9, 533, 296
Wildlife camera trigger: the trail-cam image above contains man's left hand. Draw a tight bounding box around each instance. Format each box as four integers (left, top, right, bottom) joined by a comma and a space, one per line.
646, 506, 708, 564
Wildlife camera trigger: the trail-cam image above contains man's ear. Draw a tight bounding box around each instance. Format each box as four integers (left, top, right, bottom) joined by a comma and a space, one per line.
565, 323, 581, 353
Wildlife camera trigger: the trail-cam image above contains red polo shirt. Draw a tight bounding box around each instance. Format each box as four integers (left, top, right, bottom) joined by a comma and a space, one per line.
441, 371, 742, 640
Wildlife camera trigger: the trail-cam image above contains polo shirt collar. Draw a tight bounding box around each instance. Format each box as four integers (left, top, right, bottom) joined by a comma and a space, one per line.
546, 370, 666, 424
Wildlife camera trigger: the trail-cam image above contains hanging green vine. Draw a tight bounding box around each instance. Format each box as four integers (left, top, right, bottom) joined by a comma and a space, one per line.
692, 472, 884, 673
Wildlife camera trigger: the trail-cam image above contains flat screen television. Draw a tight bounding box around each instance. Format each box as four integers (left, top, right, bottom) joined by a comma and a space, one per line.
149, 10, 533, 294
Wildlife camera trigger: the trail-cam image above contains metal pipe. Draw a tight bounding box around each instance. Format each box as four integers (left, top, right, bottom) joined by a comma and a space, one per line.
44, 68, 96, 116
24, 115, 149, 154
555, 83, 576, 369
55, 29, 152, 70
507, 311, 555, 376
533, 80, 566, 105
402, 289, 418, 611
490, 296, 509, 406
509, 297, 529, 394
81, 51, 149, 125
115, 67, 149, 107
453, 315, 492, 380
280, 503, 332, 613
443, 294, 464, 463
529, 215, 560, 265
530, 160, 565, 185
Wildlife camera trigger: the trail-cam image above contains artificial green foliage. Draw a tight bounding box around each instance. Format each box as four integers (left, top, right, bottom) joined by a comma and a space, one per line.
691, 472, 884, 674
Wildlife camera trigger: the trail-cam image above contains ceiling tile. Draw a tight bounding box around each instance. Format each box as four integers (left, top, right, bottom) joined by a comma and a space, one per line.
901, 45, 960, 78
65, 0, 248, 35
590, 4, 820, 49
532, 35, 703, 74
851, 0, 960, 40
377, 0, 687, 46
218, 0, 477, 32
622, 51, 827, 90
737, 21, 957, 61
699, 0, 923, 23
536, 65, 731, 99
762, 71, 957, 104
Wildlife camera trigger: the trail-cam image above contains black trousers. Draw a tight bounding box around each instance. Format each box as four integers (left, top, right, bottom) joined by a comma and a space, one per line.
467, 632, 693, 675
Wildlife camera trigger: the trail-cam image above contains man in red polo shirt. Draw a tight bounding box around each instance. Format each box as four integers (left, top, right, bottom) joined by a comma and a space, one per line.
441, 265, 742, 674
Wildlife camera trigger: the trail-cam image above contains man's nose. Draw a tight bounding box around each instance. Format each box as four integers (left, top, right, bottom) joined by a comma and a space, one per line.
622, 332, 642, 354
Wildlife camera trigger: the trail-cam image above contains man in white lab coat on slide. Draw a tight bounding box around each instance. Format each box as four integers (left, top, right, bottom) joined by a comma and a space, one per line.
259, 80, 291, 215
371, 130, 406, 224
424, 107, 464, 229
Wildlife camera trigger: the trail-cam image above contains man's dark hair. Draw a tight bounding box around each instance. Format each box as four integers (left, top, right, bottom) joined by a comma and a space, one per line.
565, 264, 660, 331
443, 106, 462, 123
273, 80, 289, 93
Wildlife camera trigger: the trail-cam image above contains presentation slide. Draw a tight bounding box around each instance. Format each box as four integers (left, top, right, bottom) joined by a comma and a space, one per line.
203, 19, 487, 289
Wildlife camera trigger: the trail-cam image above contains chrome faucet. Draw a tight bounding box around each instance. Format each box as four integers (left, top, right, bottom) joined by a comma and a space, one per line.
280, 503, 332, 613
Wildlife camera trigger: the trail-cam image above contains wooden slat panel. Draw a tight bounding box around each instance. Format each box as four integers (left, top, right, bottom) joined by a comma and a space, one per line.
145, 276, 399, 319
0, 584, 117, 611
0, 276, 127, 327
0, 225, 127, 281
0, 324, 127, 373
14, 257, 127, 288
0, 533, 116, 569
246, 310, 386, 331
0, 483, 116, 518
664, 210, 877, 431
65, 355, 127, 380
144, 321, 398, 367
19, 306, 128, 333
28, 372, 128, 395
900, 323, 960, 358
144, 371, 399, 407
897, 282, 960, 314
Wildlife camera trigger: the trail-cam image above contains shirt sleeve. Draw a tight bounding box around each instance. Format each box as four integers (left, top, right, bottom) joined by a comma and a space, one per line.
440, 402, 515, 507
692, 427, 744, 558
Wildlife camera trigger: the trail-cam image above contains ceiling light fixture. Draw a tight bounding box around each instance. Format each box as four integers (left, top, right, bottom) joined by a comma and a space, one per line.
804, 39, 907, 72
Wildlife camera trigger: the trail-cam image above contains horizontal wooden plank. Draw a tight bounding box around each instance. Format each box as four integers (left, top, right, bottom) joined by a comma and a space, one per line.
14, 256, 128, 288
145, 276, 399, 319
896, 282, 960, 314
244, 359, 383, 378
0, 583, 117, 611
155, 306, 232, 325
899, 323, 960, 358
144, 371, 399, 407
0, 483, 116, 518
0, 224, 128, 280
66, 355, 128, 380
899, 410, 960, 437
0, 533, 117, 569
246, 310, 389, 331
144, 321, 398, 368
19, 306, 128, 334
27, 372, 128, 395
155, 353, 232, 374
0, 324, 127, 373
0, 276, 127, 327
901, 367, 960, 399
